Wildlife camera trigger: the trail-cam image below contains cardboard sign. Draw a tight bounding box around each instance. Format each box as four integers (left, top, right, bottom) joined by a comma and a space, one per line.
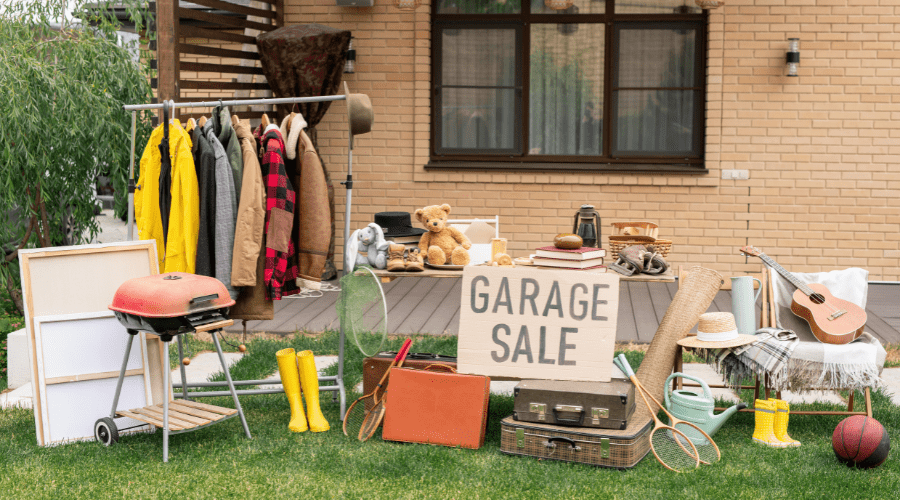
458, 266, 619, 382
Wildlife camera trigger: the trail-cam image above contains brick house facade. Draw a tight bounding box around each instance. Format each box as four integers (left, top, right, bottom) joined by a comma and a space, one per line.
178, 0, 900, 280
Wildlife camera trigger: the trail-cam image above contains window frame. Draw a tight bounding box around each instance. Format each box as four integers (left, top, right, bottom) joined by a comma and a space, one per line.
428, 2, 709, 174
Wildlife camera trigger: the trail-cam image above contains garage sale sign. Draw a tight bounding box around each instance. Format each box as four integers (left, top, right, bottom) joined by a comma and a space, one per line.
458, 266, 619, 382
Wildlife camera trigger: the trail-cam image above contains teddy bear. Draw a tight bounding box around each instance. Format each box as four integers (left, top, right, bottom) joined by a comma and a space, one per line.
351, 223, 390, 269
415, 204, 471, 266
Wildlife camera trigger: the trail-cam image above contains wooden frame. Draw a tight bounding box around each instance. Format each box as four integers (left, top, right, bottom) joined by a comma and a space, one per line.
673, 266, 873, 417
32, 312, 154, 446
18, 241, 163, 446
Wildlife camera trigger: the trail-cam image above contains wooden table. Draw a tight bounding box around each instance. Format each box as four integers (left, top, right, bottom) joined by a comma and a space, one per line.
365, 265, 675, 283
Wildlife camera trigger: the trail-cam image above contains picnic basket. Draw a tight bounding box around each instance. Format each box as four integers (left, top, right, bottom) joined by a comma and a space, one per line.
607, 222, 672, 260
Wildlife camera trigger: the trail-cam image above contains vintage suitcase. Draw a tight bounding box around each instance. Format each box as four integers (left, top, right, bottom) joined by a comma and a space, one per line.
512, 379, 636, 430
363, 351, 457, 396
499, 414, 653, 469
382, 367, 490, 449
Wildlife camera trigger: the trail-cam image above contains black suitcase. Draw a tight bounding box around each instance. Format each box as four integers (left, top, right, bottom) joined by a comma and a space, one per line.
512, 379, 636, 430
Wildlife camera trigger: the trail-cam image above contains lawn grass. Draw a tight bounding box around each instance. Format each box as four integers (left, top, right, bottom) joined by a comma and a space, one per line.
1, 330, 898, 499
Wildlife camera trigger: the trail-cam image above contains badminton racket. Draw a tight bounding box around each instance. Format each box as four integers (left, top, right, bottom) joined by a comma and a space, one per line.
617, 355, 721, 465
343, 338, 411, 438
613, 355, 700, 472
358, 339, 414, 441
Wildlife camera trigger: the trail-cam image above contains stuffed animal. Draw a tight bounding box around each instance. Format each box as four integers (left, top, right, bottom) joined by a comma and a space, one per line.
415, 204, 471, 266
346, 223, 391, 270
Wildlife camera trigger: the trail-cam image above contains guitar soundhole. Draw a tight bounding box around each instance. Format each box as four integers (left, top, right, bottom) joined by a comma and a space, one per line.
809, 293, 826, 304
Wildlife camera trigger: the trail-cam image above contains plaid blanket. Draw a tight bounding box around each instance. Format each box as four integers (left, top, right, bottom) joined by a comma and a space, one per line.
704, 327, 799, 390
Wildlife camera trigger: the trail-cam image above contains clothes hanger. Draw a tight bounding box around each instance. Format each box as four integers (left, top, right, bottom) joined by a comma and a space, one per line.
198, 115, 207, 127
261, 113, 270, 128
186, 117, 196, 132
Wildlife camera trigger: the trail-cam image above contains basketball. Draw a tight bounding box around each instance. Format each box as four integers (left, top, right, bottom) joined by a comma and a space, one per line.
832, 416, 890, 468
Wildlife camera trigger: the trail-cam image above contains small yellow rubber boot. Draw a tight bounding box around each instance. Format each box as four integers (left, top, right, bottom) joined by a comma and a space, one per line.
276, 348, 308, 433
772, 398, 801, 447
752, 399, 786, 448
297, 350, 330, 432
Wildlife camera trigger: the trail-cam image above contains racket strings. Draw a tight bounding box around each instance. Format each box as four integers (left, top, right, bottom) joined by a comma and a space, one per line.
342, 397, 371, 438
651, 427, 700, 472
337, 270, 387, 357
672, 422, 721, 465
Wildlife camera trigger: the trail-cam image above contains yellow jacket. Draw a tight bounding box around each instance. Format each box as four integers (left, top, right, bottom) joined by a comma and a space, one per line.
136, 120, 199, 273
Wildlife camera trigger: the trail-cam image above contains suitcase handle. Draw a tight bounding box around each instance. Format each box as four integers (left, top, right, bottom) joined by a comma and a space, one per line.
423, 364, 457, 373
545, 437, 581, 451
552, 405, 584, 425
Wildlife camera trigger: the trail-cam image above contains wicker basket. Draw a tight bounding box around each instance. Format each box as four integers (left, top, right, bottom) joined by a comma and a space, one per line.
608, 237, 673, 261
610, 221, 659, 239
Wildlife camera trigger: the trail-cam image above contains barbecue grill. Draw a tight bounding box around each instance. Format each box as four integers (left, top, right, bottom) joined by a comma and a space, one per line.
97, 272, 252, 462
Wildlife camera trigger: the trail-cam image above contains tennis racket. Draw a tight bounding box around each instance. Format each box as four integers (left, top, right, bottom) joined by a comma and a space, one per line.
613, 355, 700, 472
342, 338, 412, 438
617, 355, 721, 465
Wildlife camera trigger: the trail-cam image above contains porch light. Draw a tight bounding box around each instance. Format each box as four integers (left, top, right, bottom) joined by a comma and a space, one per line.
394, 0, 422, 10
344, 37, 356, 74
694, 0, 724, 8
786, 38, 800, 77
545, 0, 574, 10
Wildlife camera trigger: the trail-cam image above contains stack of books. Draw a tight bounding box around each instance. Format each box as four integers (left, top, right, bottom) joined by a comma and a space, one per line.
388, 235, 423, 250
531, 246, 607, 271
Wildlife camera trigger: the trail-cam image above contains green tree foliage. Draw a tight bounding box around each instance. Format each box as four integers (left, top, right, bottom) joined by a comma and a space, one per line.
0, 0, 154, 312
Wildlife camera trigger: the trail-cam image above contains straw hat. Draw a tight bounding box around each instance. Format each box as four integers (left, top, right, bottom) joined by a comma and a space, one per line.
343, 81, 374, 147
677, 312, 758, 349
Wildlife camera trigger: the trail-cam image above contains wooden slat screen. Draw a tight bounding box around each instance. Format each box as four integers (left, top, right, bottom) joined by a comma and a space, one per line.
153, 0, 283, 120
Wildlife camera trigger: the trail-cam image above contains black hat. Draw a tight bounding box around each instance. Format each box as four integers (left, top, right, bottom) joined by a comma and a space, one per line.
375, 212, 426, 239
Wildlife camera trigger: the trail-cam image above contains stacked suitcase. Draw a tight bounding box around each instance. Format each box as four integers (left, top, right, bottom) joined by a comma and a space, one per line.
499, 377, 653, 469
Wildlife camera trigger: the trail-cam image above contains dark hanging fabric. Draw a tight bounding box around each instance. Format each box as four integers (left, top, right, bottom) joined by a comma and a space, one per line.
192, 124, 217, 277
257, 24, 351, 280
158, 105, 173, 246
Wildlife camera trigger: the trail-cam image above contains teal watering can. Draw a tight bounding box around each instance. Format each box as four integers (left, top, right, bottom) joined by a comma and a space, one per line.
664, 373, 746, 445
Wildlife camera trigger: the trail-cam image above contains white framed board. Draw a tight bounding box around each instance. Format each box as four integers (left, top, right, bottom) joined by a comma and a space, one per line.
18, 241, 163, 446
33, 312, 153, 446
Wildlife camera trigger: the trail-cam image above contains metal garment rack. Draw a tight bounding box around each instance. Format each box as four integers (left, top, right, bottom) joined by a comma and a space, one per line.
122, 95, 354, 419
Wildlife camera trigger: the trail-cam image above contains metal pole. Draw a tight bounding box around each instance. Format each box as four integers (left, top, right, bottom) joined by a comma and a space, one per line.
127, 111, 136, 241
123, 95, 346, 111
177, 335, 188, 401
162, 339, 170, 463
109, 333, 135, 419
211, 331, 252, 439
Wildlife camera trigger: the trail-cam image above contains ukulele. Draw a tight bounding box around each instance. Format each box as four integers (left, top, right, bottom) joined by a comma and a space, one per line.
740, 246, 867, 345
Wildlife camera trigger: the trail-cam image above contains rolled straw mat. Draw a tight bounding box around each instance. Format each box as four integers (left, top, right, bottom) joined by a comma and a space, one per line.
633, 266, 723, 415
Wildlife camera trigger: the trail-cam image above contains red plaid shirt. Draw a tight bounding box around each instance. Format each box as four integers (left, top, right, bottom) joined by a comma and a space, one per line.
260, 128, 300, 299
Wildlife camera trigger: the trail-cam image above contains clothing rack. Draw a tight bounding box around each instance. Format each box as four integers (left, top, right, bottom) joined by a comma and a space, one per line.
122, 94, 353, 419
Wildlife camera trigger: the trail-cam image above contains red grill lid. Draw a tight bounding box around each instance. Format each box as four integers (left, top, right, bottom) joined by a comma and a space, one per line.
109, 272, 235, 318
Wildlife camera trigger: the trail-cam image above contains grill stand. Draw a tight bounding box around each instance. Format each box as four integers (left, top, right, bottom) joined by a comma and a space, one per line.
106, 320, 251, 463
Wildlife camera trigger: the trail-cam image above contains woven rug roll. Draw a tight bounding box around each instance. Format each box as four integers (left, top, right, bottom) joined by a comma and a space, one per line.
634, 266, 723, 416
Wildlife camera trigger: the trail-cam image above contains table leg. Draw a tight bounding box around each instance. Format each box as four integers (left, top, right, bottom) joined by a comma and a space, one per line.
163, 340, 170, 463
211, 330, 252, 439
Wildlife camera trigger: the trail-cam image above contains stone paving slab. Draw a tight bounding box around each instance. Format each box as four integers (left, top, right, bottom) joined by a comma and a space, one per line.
879, 367, 900, 407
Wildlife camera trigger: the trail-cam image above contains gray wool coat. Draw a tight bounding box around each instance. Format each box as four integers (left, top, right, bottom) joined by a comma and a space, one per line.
203, 120, 238, 300
212, 105, 244, 203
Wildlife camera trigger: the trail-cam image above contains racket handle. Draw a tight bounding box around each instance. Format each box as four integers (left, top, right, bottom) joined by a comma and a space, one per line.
393, 338, 412, 362
618, 354, 636, 377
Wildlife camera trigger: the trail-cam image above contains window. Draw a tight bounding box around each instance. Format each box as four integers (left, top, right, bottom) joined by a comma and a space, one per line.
430, 0, 707, 172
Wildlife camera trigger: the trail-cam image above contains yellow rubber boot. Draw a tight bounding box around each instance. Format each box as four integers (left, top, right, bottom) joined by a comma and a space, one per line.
298, 350, 330, 432
772, 399, 801, 447
276, 348, 308, 433
752, 399, 786, 448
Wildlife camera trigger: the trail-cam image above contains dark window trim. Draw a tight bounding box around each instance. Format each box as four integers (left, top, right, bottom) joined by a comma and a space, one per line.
430, 1, 709, 174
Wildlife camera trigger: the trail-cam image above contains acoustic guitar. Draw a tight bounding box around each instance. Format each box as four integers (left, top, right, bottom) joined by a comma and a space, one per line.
740, 246, 867, 345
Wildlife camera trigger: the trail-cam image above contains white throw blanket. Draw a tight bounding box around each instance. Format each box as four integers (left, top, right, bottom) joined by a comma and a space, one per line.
768, 267, 886, 391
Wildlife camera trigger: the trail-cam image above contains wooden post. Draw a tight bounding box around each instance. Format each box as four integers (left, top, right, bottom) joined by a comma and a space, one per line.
275, 0, 285, 27
156, 0, 178, 113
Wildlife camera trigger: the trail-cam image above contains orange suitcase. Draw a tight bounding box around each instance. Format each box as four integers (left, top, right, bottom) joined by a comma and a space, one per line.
382, 367, 490, 450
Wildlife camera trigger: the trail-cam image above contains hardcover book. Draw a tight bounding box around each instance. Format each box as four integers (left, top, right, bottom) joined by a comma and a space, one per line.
535, 246, 606, 260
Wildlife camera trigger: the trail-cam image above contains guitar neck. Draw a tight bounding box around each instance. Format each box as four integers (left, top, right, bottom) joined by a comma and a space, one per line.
757, 253, 814, 296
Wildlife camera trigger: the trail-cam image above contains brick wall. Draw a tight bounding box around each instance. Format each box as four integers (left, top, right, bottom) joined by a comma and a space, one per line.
205, 0, 898, 280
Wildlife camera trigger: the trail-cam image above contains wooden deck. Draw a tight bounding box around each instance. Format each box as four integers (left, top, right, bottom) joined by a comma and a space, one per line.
227, 280, 900, 346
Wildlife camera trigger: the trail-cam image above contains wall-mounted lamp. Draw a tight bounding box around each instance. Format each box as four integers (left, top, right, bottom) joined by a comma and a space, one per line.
344, 37, 356, 74
394, 0, 422, 10
786, 38, 800, 77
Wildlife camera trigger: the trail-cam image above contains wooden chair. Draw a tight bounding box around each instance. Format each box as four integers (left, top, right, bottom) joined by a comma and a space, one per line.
673, 266, 873, 417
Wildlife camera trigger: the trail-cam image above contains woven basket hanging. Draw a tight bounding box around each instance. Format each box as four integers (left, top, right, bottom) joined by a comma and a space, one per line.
394, 0, 422, 10
545, 0, 575, 10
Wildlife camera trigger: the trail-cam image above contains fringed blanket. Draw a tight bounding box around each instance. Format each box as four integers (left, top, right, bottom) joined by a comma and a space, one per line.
703, 328, 885, 392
